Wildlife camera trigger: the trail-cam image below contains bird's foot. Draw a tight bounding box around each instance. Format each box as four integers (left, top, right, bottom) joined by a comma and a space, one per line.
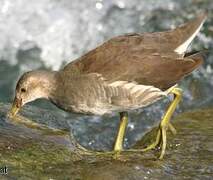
69, 132, 116, 158
73, 147, 116, 159
127, 87, 181, 159
70, 141, 123, 159
126, 122, 176, 159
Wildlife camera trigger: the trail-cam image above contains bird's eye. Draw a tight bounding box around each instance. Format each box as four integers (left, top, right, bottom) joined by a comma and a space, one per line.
21, 88, 26, 93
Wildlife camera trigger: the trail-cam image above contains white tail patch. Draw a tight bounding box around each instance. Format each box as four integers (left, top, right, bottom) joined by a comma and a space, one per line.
174, 17, 206, 55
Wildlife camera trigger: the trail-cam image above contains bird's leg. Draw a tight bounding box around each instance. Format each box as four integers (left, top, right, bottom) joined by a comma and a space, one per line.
144, 87, 182, 159
113, 112, 128, 152
127, 87, 182, 159
68, 112, 129, 157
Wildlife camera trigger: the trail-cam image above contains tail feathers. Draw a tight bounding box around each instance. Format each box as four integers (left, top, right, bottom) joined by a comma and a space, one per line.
186, 50, 207, 66
183, 51, 207, 74
174, 12, 207, 55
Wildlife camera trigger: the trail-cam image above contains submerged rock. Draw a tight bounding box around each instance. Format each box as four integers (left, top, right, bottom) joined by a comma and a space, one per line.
0, 103, 212, 179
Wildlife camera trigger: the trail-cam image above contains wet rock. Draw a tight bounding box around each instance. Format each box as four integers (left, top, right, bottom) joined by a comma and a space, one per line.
0, 103, 212, 179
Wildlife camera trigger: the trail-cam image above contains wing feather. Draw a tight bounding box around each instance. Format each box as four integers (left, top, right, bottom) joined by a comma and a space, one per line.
108, 80, 167, 109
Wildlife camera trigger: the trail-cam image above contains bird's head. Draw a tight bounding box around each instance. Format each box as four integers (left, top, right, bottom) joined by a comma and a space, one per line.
9, 71, 56, 117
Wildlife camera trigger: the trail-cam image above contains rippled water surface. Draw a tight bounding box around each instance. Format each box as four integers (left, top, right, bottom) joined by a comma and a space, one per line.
0, 0, 212, 179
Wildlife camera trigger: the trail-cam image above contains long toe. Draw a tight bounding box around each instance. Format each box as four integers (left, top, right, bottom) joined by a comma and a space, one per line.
159, 125, 168, 159
124, 127, 161, 153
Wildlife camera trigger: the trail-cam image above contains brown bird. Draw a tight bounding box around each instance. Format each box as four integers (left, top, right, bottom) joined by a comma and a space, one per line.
9, 13, 207, 159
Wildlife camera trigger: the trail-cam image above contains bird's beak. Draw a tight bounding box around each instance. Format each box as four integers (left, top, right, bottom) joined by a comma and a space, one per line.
9, 97, 22, 117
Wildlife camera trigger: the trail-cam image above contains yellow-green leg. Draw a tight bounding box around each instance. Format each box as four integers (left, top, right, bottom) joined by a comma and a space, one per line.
114, 112, 128, 152
144, 87, 182, 159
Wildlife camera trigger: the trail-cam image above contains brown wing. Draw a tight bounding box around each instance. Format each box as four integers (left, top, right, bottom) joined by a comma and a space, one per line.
63, 12, 206, 73
62, 13, 205, 90
130, 54, 203, 90
63, 50, 203, 90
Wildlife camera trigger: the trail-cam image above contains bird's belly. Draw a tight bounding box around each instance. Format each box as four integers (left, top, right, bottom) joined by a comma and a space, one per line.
68, 103, 120, 115
51, 88, 166, 115
50, 96, 115, 115
67, 96, 164, 115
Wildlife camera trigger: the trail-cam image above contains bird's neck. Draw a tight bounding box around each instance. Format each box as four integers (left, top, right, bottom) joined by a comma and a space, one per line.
34, 70, 58, 99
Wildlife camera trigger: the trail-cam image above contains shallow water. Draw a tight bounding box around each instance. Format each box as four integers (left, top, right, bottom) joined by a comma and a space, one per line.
0, 104, 212, 179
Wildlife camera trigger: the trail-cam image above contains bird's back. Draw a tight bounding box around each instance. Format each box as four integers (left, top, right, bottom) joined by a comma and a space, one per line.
62, 13, 207, 91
